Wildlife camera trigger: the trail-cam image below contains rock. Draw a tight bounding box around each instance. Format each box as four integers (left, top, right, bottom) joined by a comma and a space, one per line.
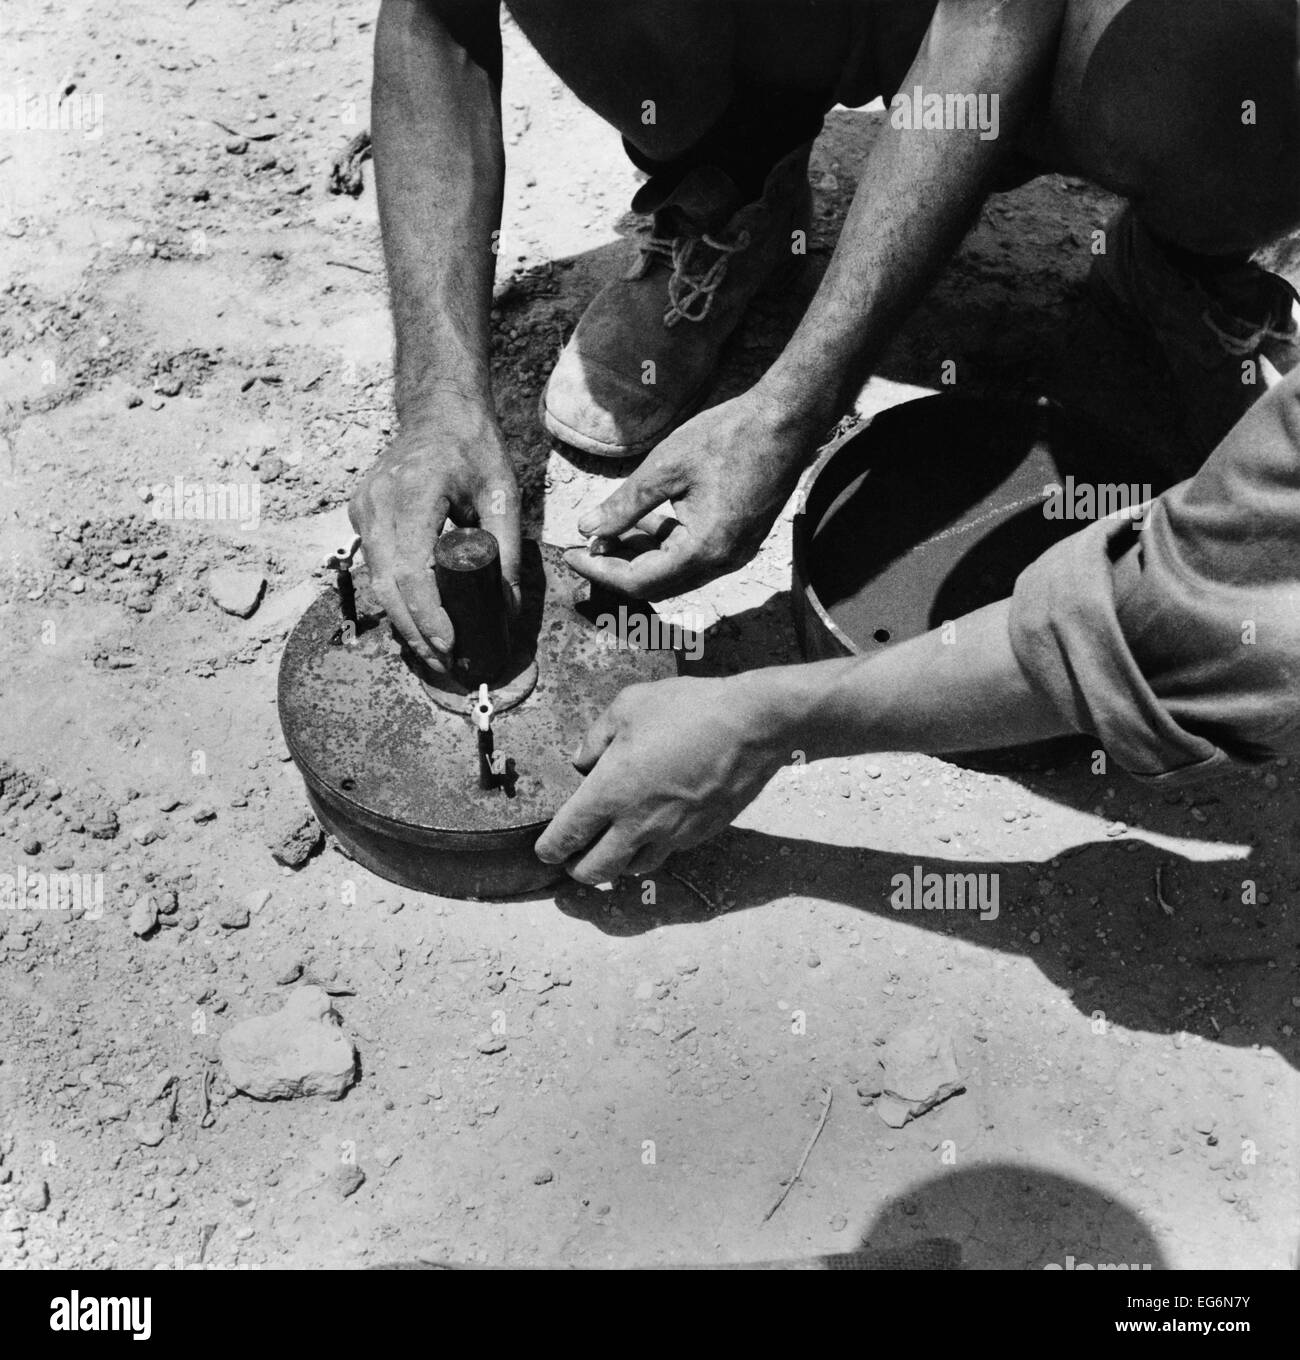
155, 376, 183, 398
20, 835, 40, 855
267, 808, 323, 869
129, 894, 158, 937
258, 455, 283, 483
135, 1120, 167, 1147
476, 1034, 506, 1055
206, 567, 266, 619
245, 889, 271, 916
111, 548, 134, 567
268, 947, 302, 985
861, 1029, 965, 1128
333, 1164, 365, 1199
191, 804, 217, 823
531, 1166, 554, 1186
214, 899, 250, 930
17, 1180, 49, 1213
130, 822, 160, 846
218, 985, 358, 1101
1193, 1113, 1217, 1136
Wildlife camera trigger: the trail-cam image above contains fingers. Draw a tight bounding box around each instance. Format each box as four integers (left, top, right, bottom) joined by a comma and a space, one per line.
535, 783, 608, 867
478, 480, 523, 616
566, 827, 643, 885
577, 460, 682, 539
625, 843, 670, 878
564, 522, 704, 599
392, 492, 454, 673
572, 703, 619, 773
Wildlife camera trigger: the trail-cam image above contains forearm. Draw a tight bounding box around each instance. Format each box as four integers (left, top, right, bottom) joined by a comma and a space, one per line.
373, 0, 504, 422
756, 0, 1066, 433
741, 598, 1071, 762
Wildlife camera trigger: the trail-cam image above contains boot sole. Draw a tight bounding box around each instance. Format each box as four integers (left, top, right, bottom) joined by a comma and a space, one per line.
538, 383, 709, 461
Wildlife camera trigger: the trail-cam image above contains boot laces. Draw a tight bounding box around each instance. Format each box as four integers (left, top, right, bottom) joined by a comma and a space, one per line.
630, 229, 752, 326
1201, 280, 1300, 358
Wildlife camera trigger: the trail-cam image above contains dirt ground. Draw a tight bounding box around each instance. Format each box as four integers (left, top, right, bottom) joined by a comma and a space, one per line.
1, 2, 1297, 1271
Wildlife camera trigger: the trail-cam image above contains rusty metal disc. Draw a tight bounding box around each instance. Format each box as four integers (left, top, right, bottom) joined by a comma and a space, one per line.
278, 541, 676, 898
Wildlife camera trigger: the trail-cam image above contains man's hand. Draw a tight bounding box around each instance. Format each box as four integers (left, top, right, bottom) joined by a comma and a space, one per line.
535, 675, 792, 883
348, 402, 520, 673
564, 390, 818, 599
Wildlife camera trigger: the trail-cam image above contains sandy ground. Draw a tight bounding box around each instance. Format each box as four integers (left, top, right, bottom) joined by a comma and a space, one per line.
1, 2, 1297, 1271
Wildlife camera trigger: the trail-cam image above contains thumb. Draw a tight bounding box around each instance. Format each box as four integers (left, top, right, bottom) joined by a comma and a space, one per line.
572, 702, 619, 773
577, 460, 680, 539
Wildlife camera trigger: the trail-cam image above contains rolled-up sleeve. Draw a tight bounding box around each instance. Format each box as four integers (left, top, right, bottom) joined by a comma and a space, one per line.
1008, 365, 1300, 784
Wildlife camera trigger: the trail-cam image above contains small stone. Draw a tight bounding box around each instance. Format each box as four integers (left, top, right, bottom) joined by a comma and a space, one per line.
155, 376, 183, 398
111, 548, 134, 567
21, 834, 40, 855
1029, 930, 1041, 945
125, 391, 143, 409
130, 822, 160, 846
639, 1013, 664, 1036
477, 1034, 507, 1055
268, 948, 302, 985
865, 765, 882, 779
531, 1166, 554, 1186
68, 576, 85, 593
333, 1164, 365, 1199
1192, 1113, 1217, 1135
226, 138, 248, 155
267, 807, 323, 869
129, 895, 159, 937
17, 1180, 49, 1213
135, 1120, 167, 1147
206, 567, 267, 619
806, 953, 821, 968
192, 804, 217, 823
258, 455, 283, 483
214, 899, 250, 930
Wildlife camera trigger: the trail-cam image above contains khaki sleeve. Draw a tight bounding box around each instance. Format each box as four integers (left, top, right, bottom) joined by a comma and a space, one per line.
1008, 368, 1300, 784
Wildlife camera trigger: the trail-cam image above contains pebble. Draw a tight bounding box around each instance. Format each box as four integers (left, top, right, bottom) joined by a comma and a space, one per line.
21, 834, 40, 855
214, 899, 250, 930
111, 548, 133, 567
531, 1166, 554, 1186
865, 765, 882, 779
17, 1180, 49, 1213
135, 1121, 166, 1147
192, 805, 217, 823
267, 808, 324, 869
268, 948, 303, 985
206, 567, 267, 619
258, 455, 283, 482
476, 1034, 507, 1055
333, 1164, 365, 1199
129, 894, 158, 937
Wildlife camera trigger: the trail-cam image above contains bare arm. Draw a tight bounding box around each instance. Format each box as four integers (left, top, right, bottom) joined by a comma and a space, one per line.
570, 0, 1069, 599
350, 0, 521, 673
757, 0, 1067, 426
536, 598, 1068, 882
373, 0, 503, 417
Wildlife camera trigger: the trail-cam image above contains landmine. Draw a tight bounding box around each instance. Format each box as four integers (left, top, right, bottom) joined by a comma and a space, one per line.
278, 530, 675, 899
792, 394, 1167, 767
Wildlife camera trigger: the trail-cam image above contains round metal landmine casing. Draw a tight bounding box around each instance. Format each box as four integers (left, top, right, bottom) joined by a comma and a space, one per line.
278, 541, 677, 899
792, 394, 1169, 767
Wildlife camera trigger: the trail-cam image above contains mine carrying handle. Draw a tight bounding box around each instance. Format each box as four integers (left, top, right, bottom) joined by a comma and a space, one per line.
433, 527, 511, 689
